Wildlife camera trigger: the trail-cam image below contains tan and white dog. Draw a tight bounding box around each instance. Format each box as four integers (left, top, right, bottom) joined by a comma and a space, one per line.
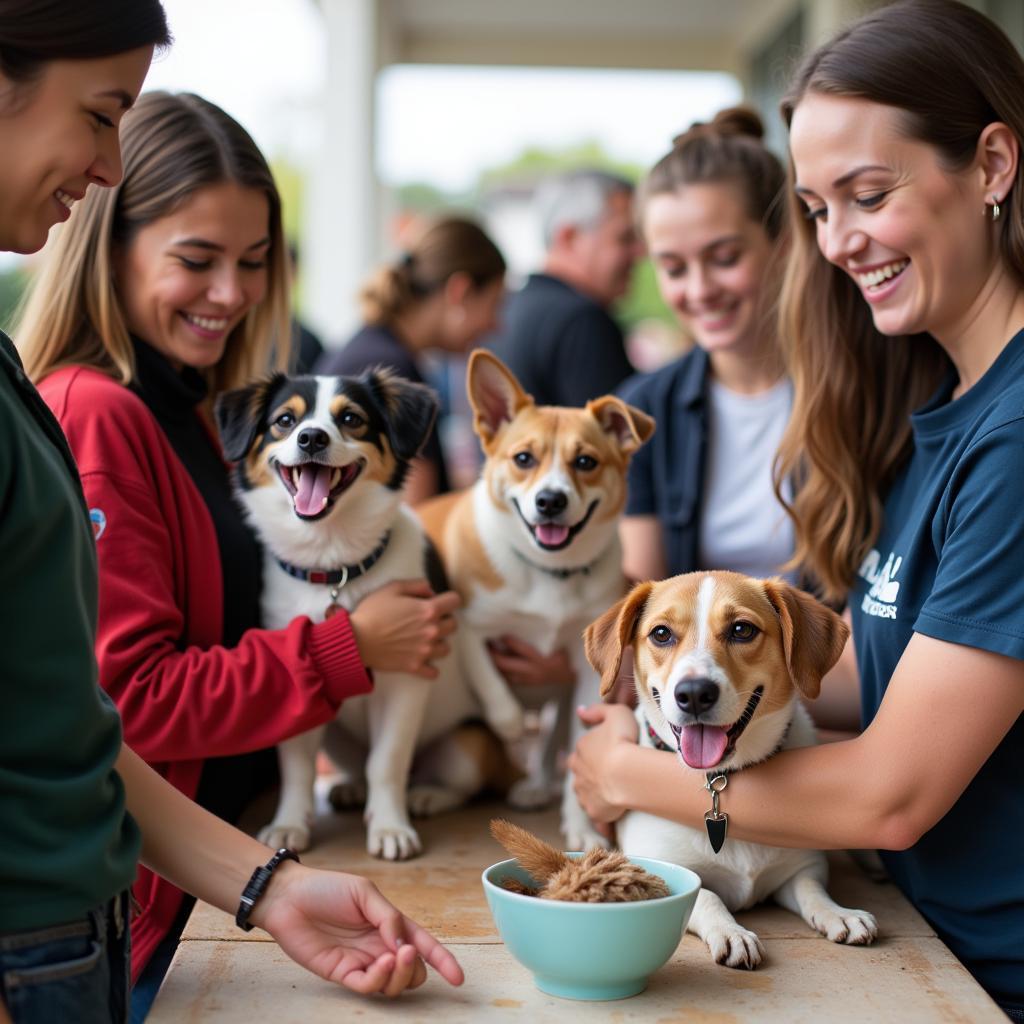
584, 571, 878, 968
417, 350, 654, 846
216, 369, 511, 860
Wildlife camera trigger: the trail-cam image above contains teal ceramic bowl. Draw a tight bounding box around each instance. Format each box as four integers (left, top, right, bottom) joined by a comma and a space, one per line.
482, 854, 700, 1001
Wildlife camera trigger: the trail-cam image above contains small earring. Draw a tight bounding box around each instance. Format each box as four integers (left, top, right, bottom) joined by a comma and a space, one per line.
988, 196, 1002, 222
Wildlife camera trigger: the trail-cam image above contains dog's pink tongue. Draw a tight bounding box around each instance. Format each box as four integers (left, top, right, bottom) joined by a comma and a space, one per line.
294, 465, 332, 516
680, 724, 729, 769
536, 523, 569, 546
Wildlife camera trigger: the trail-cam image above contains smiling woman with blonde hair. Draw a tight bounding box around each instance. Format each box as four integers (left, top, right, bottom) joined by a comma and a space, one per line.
18, 90, 290, 395
15, 88, 461, 1018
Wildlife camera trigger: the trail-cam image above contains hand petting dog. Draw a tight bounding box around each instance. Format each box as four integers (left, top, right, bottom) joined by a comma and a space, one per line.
351, 579, 460, 679
569, 702, 641, 824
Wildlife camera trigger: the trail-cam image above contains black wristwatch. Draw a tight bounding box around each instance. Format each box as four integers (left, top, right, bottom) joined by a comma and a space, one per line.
235, 848, 301, 932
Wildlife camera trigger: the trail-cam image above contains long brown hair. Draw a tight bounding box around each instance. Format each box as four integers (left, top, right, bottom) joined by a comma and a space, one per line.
359, 215, 505, 325
18, 91, 289, 395
775, 0, 1024, 602
0, 0, 170, 83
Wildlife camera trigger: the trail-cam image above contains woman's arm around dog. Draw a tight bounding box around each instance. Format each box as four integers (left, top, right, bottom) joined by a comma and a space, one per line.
571, 633, 1024, 851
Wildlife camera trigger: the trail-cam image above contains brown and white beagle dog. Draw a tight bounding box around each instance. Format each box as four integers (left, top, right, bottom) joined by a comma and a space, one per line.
584, 571, 878, 968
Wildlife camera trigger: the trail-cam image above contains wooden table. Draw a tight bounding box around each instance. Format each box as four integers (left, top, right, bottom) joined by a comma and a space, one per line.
149, 799, 1005, 1023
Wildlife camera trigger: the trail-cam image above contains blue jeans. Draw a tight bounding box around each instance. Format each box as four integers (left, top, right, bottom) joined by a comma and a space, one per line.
0, 893, 130, 1024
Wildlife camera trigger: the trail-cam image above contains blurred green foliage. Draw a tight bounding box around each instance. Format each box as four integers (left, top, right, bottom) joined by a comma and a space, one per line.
290, 139, 676, 332
475, 139, 642, 191
616, 257, 675, 333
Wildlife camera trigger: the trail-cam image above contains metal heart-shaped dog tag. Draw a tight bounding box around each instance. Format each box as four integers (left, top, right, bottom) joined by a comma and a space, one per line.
705, 811, 728, 854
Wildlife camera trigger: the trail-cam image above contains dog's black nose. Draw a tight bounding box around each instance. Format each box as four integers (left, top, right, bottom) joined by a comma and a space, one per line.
297, 428, 330, 453
674, 677, 719, 716
535, 489, 568, 516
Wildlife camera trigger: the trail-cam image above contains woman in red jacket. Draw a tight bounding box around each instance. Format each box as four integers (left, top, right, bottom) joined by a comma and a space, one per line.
16, 90, 459, 1017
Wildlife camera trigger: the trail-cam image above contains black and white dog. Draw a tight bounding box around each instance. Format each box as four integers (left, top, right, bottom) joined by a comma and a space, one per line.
216, 369, 514, 860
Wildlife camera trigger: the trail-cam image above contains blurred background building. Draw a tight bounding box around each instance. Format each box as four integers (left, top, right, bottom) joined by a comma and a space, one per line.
3, 0, 1023, 371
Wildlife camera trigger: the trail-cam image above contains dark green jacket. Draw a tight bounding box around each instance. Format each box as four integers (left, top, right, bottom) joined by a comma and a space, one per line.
0, 332, 139, 931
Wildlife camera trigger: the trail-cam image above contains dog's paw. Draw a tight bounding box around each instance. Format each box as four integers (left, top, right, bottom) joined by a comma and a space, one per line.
407, 784, 465, 818
327, 778, 367, 811
507, 778, 555, 810
811, 906, 878, 945
487, 701, 525, 743
367, 821, 423, 861
559, 800, 611, 852
259, 821, 311, 853
705, 926, 765, 970
561, 820, 612, 853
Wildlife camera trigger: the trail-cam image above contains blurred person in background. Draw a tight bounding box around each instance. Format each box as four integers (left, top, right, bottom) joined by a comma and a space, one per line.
617, 107, 793, 584
490, 168, 639, 407
316, 215, 506, 504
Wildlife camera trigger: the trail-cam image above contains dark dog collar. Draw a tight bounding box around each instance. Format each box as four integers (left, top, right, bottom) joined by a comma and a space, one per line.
275, 531, 391, 587
511, 547, 600, 579
645, 717, 675, 752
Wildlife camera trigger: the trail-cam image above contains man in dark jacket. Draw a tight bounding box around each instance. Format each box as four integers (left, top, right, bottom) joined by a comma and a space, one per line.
491, 169, 639, 406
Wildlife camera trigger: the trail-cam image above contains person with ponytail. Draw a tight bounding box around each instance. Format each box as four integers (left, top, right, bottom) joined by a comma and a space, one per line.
316, 216, 506, 503
570, 3, 1024, 1016
618, 106, 793, 584
0, 10, 462, 1021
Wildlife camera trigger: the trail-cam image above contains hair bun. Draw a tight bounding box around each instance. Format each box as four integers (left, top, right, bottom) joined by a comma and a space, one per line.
672, 105, 765, 148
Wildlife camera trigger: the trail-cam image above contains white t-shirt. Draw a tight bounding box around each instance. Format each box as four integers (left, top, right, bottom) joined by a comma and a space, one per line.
697, 377, 795, 580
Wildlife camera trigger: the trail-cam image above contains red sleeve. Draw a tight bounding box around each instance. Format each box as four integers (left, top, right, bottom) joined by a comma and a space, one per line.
43, 369, 372, 764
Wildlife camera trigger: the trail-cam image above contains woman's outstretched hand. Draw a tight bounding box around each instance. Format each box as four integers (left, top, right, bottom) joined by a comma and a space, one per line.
257, 862, 464, 996
350, 579, 460, 679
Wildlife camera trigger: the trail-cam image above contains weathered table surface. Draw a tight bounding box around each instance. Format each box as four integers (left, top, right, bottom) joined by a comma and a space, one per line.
149, 800, 1004, 1023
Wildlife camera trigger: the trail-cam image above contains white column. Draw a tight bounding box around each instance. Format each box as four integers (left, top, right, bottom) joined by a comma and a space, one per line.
304, 0, 381, 347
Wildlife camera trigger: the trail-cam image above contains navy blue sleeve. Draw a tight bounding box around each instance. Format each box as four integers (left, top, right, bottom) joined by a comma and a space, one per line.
916, 419, 1024, 659
550, 308, 633, 407
617, 372, 657, 517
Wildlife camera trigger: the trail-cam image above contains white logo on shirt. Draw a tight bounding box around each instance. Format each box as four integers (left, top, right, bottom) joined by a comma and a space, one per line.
857, 548, 902, 619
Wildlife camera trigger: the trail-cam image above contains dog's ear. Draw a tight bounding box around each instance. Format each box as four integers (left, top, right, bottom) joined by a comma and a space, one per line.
586, 396, 656, 456
215, 374, 286, 462
762, 578, 850, 700
466, 348, 533, 446
584, 580, 654, 698
362, 366, 440, 463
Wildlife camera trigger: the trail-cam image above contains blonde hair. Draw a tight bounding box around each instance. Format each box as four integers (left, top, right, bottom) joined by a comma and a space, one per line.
359, 216, 505, 326
772, 0, 1024, 602
18, 91, 289, 395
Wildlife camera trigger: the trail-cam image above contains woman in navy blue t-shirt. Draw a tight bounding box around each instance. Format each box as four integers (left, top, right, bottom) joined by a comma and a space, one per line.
570, 2, 1024, 1016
